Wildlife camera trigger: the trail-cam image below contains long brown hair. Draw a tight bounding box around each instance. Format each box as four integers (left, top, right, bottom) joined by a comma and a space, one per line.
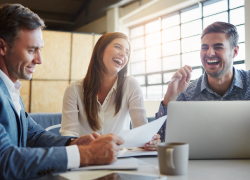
83, 32, 131, 131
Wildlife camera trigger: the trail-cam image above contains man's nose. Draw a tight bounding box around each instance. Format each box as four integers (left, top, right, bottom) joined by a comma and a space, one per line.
207, 47, 215, 57
34, 51, 43, 64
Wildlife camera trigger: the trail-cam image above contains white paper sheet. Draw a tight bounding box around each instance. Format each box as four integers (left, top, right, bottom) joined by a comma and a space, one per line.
117, 147, 157, 158
118, 115, 167, 148
71, 158, 138, 171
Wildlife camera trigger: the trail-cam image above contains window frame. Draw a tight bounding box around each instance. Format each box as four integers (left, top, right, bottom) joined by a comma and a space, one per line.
129, 0, 245, 99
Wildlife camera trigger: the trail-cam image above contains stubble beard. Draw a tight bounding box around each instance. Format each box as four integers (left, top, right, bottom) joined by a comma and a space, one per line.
206, 65, 230, 78
20, 69, 33, 80
203, 55, 233, 79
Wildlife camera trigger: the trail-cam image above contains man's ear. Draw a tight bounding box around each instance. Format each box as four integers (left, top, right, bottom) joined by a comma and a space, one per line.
0, 38, 8, 56
233, 45, 239, 59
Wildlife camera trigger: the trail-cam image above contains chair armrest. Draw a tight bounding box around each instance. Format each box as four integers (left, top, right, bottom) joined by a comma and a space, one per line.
45, 124, 61, 131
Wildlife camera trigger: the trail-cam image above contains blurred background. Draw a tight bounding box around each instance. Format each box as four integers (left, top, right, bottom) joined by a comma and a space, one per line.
3, 0, 247, 117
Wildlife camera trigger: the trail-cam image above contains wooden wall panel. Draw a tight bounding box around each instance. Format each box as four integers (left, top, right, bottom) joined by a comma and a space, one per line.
94, 34, 102, 47
71, 33, 93, 80
30, 81, 69, 113
33, 31, 72, 80
23, 31, 102, 113
19, 80, 30, 112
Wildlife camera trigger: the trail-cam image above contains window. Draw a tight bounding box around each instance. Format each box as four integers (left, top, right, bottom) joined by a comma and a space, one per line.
129, 0, 245, 99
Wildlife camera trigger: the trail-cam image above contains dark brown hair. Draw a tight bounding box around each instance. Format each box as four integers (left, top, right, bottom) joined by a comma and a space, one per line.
83, 32, 131, 131
201, 21, 239, 49
0, 3, 45, 48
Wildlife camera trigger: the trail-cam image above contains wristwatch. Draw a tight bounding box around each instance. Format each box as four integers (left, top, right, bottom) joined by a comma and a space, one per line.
66, 138, 77, 146
70, 138, 77, 142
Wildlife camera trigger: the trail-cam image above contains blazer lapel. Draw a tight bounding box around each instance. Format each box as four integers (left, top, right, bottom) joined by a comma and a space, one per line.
0, 77, 22, 146
20, 98, 27, 147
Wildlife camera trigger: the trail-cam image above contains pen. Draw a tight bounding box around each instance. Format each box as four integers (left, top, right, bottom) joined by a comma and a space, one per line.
166, 77, 178, 85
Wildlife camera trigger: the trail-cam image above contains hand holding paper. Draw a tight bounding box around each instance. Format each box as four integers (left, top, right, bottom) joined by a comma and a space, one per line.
118, 115, 167, 148
144, 134, 161, 151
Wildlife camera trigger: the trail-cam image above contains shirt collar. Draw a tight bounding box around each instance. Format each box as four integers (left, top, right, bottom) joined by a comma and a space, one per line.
111, 76, 118, 92
200, 67, 243, 93
233, 67, 243, 89
0, 69, 22, 92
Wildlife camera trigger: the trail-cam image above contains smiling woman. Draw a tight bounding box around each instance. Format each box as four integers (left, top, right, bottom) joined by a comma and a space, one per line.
59, 32, 161, 151
102, 38, 129, 81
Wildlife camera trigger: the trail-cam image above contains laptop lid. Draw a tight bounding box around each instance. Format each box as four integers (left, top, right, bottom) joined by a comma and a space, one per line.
165, 101, 250, 159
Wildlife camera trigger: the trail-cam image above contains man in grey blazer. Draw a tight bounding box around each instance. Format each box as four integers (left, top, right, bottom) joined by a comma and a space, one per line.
0, 3, 124, 180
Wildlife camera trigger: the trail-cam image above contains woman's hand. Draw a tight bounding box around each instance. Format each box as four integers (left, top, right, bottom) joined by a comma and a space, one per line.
144, 134, 161, 151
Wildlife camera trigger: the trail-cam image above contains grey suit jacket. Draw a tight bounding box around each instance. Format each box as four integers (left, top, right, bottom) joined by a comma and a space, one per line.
0, 77, 73, 180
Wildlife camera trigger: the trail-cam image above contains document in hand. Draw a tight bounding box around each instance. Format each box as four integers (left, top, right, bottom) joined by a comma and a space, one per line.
71, 158, 138, 171
118, 115, 167, 148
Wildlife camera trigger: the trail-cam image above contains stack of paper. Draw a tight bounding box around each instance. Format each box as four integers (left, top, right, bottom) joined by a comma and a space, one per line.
117, 147, 157, 158
72, 116, 166, 171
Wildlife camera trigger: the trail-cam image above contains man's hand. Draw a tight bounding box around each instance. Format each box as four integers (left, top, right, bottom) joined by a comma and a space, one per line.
78, 133, 124, 166
163, 65, 192, 106
69, 132, 100, 146
144, 134, 161, 151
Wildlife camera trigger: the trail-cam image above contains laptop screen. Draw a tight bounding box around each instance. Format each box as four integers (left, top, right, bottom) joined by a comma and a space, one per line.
165, 101, 250, 159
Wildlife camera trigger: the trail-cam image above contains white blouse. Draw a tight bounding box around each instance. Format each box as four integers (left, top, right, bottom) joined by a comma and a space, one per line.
59, 76, 148, 137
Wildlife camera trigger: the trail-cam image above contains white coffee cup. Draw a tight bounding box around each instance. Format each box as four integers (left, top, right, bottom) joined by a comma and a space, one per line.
157, 142, 189, 175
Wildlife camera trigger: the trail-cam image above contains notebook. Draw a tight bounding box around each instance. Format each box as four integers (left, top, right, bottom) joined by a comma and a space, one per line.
165, 101, 250, 159
117, 147, 157, 158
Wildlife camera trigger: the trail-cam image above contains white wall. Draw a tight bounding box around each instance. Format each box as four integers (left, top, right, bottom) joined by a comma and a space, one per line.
120, 0, 200, 28
144, 100, 161, 117
119, 0, 153, 17
107, 7, 119, 33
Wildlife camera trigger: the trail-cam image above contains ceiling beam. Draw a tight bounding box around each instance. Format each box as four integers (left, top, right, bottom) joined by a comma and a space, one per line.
70, 0, 91, 22
64, 0, 136, 31
31, 9, 72, 19
43, 19, 75, 25
31, 9, 74, 26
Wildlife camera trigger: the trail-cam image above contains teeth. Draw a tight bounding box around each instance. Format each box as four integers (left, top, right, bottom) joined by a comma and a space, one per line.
207, 60, 219, 63
113, 59, 122, 65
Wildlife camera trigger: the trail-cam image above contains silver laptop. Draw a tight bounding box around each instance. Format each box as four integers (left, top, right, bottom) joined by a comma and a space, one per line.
165, 101, 250, 159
